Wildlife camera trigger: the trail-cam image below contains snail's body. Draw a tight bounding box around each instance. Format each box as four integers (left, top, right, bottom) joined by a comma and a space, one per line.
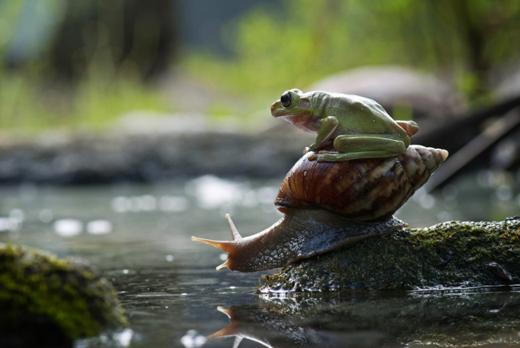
192, 145, 448, 272
193, 209, 405, 272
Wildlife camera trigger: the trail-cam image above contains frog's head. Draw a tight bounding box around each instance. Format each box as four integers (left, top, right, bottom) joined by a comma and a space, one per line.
271, 88, 319, 131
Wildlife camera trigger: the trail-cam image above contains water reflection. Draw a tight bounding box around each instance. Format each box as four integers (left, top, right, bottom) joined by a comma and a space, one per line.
208, 287, 520, 348
75, 329, 136, 348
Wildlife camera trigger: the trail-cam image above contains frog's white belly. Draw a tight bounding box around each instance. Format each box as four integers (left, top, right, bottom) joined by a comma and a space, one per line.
281, 115, 319, 132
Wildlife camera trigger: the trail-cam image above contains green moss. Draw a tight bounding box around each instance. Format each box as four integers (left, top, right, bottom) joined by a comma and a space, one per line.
0, 243, 126, 345
260, 217, 520, 292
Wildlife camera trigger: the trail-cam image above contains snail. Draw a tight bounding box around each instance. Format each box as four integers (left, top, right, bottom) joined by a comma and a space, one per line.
192, 144, 448, 272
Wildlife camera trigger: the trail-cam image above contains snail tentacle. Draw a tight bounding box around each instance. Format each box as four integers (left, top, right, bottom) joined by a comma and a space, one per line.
190, 236, 237, 271
190, 236, 236, 253
191, 214, 244, 270
225, 213, 242, 241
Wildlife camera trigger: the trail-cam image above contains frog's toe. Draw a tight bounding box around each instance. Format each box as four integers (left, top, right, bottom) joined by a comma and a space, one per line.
316, 153, 346, 162
307, 153, 318, 161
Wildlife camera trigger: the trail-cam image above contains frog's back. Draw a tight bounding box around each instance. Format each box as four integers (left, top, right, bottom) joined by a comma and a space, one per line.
327, 93, 406, 135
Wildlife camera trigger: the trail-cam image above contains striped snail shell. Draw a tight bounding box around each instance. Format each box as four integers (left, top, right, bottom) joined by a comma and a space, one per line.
276, 145, 449, 221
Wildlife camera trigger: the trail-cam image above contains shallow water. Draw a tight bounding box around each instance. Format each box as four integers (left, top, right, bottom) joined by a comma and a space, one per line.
0, 172, 519, 347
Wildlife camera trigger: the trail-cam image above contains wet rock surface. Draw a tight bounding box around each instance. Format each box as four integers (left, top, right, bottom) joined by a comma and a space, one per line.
0, 243, 127, 347
0, 129, 308, 185
260, 217, 520, 292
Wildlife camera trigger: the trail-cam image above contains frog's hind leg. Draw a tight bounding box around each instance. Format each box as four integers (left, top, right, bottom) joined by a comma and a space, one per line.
316, 135, 406, 162
396, 120, 419, 136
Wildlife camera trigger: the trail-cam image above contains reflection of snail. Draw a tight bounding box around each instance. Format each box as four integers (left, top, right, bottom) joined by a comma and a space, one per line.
192, 145, 448, 272
208, 292, 520, 347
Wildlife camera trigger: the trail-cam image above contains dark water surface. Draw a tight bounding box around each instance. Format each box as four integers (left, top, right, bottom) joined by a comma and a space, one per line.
0, 173, 519, 347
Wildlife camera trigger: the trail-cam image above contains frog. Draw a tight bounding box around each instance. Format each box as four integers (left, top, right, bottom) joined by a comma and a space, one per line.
271, 88, 419, 162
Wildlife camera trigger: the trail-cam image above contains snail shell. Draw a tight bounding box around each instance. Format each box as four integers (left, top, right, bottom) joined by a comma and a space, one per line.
192, 145, 448, 272
276, 145, 448, 221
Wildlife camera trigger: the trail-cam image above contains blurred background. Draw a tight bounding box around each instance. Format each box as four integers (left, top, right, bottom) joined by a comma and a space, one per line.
1, 0, 520, 196
1, 0, 520, 128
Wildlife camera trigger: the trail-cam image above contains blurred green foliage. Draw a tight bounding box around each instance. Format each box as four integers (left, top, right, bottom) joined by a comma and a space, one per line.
0, 0, 170, 133
0, 71, 168, 133
2, 0, 520, 132
186, 0, 520, 100
0, 73, 168, 134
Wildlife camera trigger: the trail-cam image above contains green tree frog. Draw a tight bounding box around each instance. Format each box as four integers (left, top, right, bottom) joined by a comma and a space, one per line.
271, 88, 418, 162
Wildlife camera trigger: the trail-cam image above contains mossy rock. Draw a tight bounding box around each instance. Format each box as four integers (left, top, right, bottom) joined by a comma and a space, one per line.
260, 217, 520, 292
0, 243, 127, 347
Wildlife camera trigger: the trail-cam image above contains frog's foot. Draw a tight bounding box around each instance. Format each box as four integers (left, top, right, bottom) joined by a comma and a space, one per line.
396, 120, 419, 136
303, 145, 315, 154
316, 151, 396, 162
305, 142, 335, 156
308, 153, 318, 161
316, 135, 406, 162
308, 150, 335, 161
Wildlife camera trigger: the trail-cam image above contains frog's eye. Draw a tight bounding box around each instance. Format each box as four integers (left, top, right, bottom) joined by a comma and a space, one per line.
280, 92, 292, 107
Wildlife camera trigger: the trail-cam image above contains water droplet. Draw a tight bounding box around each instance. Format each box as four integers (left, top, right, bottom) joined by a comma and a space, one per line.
187, 175, 244, 209
114, 328, 133, 347
135, 195, 157, 211
165, 254, 175, 262
86, 220, 113, 235
0, 217, 15, 232
38, 209, 54, 223
9, 209, 24, 223
180, 329, 207, 348
219, 253, 228, 261
53, 219, 82, 237
112, 196, 132, 213
122, 269, 129, 274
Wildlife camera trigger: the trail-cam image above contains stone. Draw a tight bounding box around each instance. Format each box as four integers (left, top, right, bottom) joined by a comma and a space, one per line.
260, 217, 520, 292
0, 243, 127, 346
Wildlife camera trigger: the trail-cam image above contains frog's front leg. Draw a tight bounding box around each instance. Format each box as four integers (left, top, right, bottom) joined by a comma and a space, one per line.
316, 134, 407, 162
306, 116, 339, 153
